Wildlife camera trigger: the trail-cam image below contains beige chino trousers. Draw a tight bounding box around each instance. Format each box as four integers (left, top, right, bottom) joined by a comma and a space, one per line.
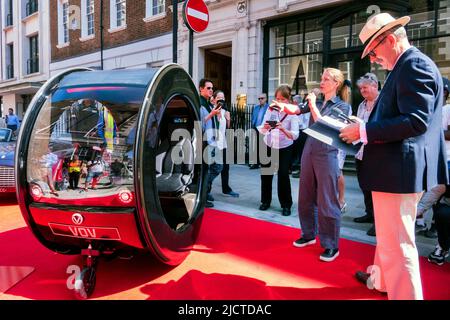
370, 191, 424, 300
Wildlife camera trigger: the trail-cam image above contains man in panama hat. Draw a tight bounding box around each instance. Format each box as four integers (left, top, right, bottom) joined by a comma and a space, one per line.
339, 12, 448, 299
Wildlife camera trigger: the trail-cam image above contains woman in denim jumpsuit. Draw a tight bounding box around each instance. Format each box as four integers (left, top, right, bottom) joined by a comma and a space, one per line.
293, 68, 351, 262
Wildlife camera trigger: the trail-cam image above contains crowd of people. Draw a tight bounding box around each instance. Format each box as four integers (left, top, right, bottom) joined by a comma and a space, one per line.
199, 12, 450, 300
30, 98, 130, 197
2, 11, 448, 301
36, 143, 123, 197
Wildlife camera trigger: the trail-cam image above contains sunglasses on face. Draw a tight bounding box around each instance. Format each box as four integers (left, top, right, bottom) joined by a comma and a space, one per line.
258, 97, 266, 100
368, 34, 389, 58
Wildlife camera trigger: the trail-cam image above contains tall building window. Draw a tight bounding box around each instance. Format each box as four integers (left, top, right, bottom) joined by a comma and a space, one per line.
58, 1, 69, 45
63, 2, 69, 42
28, 35, 39, 74
82, 0, 95, 37
87, 0, 95, 35
6, 44, 14, 79
6, 0, 13, 26
116, 0, 126, 27
109, 0, 126, 30
26, 0, 39, 16
267, 18, 323, 99
146, 0, 165, 18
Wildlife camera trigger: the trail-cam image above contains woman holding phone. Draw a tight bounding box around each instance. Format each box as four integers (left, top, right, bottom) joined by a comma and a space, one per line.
257, 85, 299, 216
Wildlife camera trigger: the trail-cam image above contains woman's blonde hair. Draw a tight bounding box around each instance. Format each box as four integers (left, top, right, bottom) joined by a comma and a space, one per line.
323, 67, 350, 103
274, 84, 292, 102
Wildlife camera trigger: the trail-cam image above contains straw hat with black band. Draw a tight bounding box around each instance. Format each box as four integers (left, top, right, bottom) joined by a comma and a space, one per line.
359, 13, 411, 58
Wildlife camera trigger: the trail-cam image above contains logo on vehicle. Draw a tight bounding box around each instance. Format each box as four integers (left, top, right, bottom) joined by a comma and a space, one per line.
72, 213, 84, 225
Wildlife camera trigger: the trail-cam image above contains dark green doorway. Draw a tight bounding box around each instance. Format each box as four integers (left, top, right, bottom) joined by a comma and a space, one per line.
328, 51, 370, 114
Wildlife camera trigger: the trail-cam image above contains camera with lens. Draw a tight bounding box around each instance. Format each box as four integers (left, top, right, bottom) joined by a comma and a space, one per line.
216, 99, 226, 110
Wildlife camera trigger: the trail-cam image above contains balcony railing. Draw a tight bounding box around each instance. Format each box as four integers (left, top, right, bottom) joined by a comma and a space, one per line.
6, 65, 14, 79
6, 13, 13, 26
27, 57, 39, 74
26, 0, 38, 16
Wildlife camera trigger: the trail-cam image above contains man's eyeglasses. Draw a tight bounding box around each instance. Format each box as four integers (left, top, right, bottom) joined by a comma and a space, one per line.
258, 97, 266, 100
367, 34, 388, 58
206, 86, 213, 90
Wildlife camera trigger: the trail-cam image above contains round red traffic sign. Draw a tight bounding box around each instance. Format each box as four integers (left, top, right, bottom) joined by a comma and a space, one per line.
183, 0, 209, 33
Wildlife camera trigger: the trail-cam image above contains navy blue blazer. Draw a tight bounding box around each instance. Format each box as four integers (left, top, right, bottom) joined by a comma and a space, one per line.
358, 47, 448, 193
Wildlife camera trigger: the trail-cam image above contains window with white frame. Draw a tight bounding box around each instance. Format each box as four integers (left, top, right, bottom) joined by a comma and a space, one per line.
146, 0, 165, 18
28, 35, 39, 74
57, 0, 69, 45
25, 0, 39, 17
5, 0, 13, 26
81, 0, 95, 38
110, 0, 126, 30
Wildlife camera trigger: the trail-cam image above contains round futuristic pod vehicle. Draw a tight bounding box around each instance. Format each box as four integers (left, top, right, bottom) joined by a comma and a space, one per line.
15, 64, 207, 298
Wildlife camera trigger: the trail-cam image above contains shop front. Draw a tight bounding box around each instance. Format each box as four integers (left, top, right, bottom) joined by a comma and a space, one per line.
263, 0, 450, 111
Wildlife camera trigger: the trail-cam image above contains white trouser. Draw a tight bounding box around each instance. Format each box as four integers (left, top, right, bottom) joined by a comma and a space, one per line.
371, 191, 424, 300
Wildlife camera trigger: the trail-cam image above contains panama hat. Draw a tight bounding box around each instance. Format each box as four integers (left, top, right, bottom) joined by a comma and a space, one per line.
359, 13, 410, 58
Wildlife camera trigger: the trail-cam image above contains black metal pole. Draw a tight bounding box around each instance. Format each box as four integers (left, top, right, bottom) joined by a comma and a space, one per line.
100, 0, 104, 70
173, 0, 178, 63
189, 29, 193, 76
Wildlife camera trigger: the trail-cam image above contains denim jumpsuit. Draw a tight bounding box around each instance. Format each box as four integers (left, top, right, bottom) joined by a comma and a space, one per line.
298, 96, 351, 250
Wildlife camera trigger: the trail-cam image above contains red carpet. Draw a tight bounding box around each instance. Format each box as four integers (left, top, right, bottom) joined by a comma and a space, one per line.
0, 204, 449, 300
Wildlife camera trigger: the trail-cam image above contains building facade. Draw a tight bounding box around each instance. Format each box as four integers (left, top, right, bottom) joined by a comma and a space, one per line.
177, 0, 450, 110
50, 0, 174, 75
0, 0, 50, 118
1, 1, 448, 118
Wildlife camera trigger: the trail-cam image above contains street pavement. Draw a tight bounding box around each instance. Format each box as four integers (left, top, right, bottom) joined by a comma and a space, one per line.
0, 164, 437, 258
210, 164, 437, 257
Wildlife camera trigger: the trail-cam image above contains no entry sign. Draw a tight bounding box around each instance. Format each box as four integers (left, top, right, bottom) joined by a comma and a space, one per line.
183, 0, 209, 33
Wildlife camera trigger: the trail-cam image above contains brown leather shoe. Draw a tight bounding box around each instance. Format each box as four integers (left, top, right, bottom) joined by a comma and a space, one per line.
355, 271, 388, 295
355, 271, 370, 285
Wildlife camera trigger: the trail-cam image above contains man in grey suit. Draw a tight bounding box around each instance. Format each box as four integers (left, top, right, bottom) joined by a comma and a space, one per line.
340, 13, 448, 299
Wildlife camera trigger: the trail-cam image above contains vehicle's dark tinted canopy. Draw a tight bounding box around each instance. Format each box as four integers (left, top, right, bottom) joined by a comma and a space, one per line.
52, 69, 158, 104
58, 69, 157, 88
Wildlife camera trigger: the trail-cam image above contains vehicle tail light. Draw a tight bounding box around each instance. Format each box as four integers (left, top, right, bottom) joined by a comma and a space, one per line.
118, 189, 133, 204
30, 184, 43, 201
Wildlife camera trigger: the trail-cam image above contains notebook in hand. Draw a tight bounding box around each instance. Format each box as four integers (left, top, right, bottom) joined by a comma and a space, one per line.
303, 115, 362, 155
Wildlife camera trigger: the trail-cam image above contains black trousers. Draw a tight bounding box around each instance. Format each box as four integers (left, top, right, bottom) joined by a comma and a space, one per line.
69, 172, 80, 189
356, 159, 374, 218
221, 148, 233, 193
362, 189, 374, 218
260, 145, 293, 209
434, 202, 450, 251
